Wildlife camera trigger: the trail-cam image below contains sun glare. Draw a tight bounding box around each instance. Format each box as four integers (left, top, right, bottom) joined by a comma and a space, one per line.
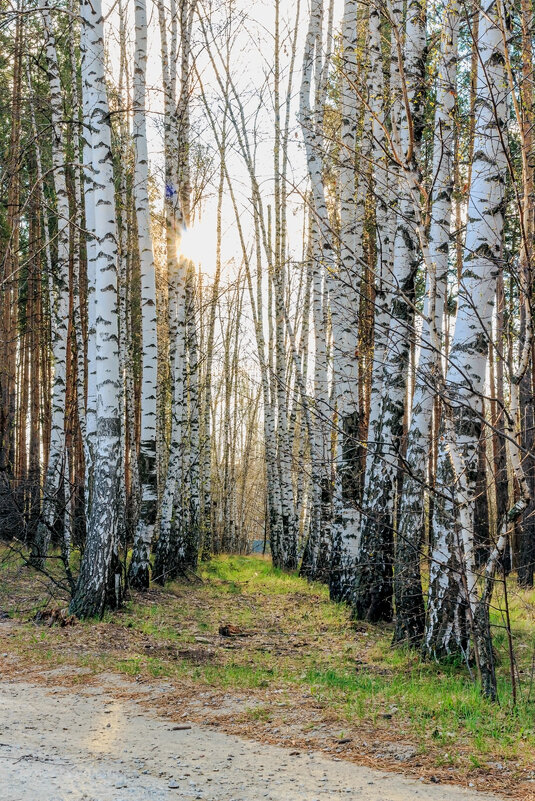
178, 216, 217, 274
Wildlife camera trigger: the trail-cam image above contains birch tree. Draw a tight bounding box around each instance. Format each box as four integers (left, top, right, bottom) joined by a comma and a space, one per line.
128, 0, 159, 590
153, 0, 196, 582
299, 0, 335, 580
354, 0, 427, 622
394, 0, 460, 645
329, 0, 364, 602
423, 0, 509, 666
70, 0, 122, 617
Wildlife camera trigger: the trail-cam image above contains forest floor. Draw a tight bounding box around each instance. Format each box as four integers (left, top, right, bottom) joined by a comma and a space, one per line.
0, 549, 534, 799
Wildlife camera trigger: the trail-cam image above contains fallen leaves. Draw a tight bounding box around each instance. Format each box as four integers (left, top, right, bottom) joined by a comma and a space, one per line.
34, 608, 77, 628
218, 624, 249, 637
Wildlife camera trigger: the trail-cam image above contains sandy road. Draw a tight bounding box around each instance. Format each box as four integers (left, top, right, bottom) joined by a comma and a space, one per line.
0, 678, 507, 801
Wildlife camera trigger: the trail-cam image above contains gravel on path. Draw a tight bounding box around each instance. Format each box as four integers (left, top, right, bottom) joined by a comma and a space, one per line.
0, 679, 505, 801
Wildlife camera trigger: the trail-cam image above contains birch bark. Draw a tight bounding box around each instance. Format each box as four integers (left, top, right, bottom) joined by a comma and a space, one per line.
423, 0, 509, 660
128, 0, 159, 590
70, 0, 122, 618
329, 0, 364, 602
153, 0, 192, 581
299, 0, 335, 579
394, 0, 459, 644
354, 0, 426, 621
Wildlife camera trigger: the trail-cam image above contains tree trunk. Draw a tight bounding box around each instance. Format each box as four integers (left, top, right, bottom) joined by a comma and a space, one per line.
128, 0, 159, 590
354, 0, 426, 622
70, 0, 122, 618
30, 0, 71, 569
394, 0, 459, 644
423, 0, 508, 672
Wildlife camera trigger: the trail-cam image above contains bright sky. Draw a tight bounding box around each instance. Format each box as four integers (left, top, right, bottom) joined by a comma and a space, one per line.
104, 0, 346, 279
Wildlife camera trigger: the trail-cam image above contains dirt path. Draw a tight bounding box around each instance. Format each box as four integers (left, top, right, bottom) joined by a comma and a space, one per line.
0, 677, 505, 801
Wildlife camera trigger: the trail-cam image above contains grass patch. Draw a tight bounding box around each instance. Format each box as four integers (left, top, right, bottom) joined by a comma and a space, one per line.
2, 549, 535, 779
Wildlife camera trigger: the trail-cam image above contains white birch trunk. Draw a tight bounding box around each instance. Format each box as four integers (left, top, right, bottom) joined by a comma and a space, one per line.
199, 183, 222, 559
424, 0, 508, 661
70, 0, 122, 618
329, 0, 364, 602
354, 0, 426, 622
299, 0, 336, 579
128, 0, 159, 590
153, 0, 190, 582
364, 0, 395, 452
80, 0, 98, 490
394, 0, 459, 644
175, 264, 201, 570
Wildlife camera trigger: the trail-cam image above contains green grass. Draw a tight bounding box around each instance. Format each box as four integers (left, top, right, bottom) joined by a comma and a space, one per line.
121, 557, 535, 763
2, 550, 535, 773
